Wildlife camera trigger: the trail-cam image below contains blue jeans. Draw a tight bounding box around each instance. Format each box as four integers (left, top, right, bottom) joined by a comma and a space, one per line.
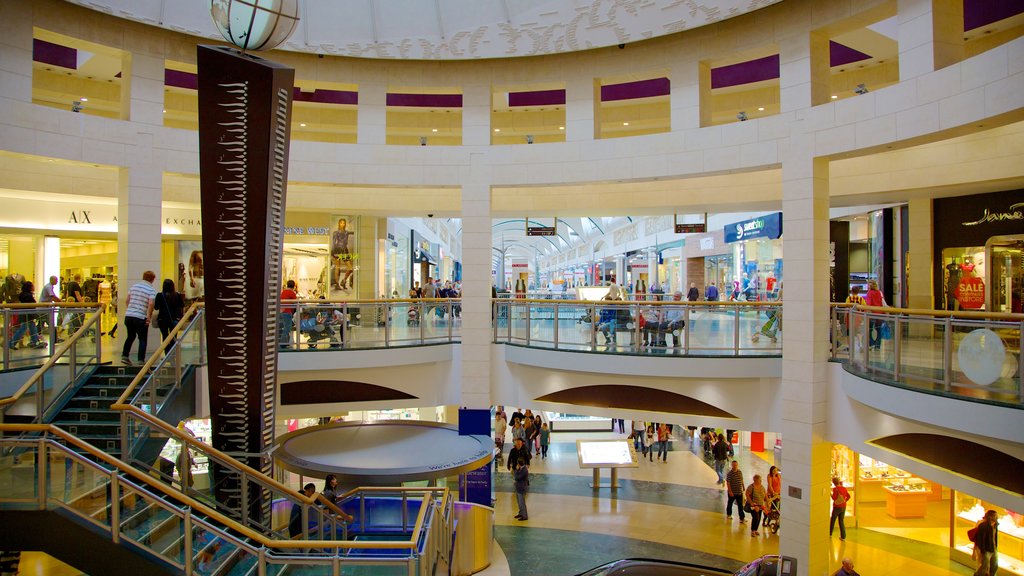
279, 312, 294, 346
715, 459, 727, 483
830, 506, 847, 539
9, 320, 40, 347
657, 440, 667, 461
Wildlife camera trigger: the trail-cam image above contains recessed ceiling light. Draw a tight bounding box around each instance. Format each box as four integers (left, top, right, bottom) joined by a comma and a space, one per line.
80, 97, 88, 102
623, 122, 629, 126
432, 128, 438, 132
558, 126, 564, 130
162, 109, 167, 113
494, 128, 500, 132
831, 95, 838, 99
299, 123, 306, 127
757, 107, 764, 111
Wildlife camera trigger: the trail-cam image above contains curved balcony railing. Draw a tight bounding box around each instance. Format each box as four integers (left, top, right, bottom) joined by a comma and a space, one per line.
279, 299, 461, 351
830, 305, 1023, 406
492, 299, 783, 356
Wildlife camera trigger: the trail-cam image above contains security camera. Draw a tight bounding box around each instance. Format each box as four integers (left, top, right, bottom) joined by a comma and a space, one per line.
854, 84, 869, 95
428, 214, 434, 218
71, 101, 83, 113
618, 44, 625, 49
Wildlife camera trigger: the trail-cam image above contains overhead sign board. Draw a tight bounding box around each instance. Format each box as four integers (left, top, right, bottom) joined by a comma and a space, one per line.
527, 226, 556, 236
724, 212, 783, 243
675, 223, 706, 233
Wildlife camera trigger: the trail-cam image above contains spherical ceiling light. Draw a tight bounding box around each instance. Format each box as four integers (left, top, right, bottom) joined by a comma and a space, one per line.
210, 0, 300, 52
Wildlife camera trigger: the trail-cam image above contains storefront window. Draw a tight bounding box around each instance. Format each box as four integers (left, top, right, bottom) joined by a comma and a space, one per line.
939, 246, 986, 311
704, 254, 733, 296
953, 494, 1023, 575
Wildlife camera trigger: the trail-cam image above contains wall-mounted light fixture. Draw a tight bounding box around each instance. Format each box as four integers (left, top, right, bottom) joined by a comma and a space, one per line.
854, 84, 869, 95
420, 136, 427, 146
71, 101, 83, 113
736, 111, 748, 121
526, 135, 534, 144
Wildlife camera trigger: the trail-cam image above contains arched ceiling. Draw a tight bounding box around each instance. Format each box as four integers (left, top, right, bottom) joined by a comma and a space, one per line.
491, 216, 632, 265
66, 0, 781, 60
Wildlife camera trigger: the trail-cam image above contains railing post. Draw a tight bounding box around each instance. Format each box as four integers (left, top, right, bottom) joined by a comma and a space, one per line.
385, 301, 391, 348
119, 412, 130, 464
683, 307, 690, 355
419, 301, 425, 344
258, 547, 267, 576
110, 471, 120, 544
893, 315, 903, 381
634, 302, 641, 352
553, 303, 559, 349
830, 307, 838, 358
942, 317, 953, 392
590, 305, 597, 350
175, 341, 182, 391
525, 302, 531, 346
1018, 321, 1023, 404
183, 509, 193, 576
95, 313, 102, 364
37, 438, 47, 510
2, 310, 8, 370
862, 313, 871, 369
733, 307, 740, 356
341, 303, 348, 349
240, 472, 250, 527
492, 300, 498, 343
447, 301, 453, 342
179, 439, 191, 492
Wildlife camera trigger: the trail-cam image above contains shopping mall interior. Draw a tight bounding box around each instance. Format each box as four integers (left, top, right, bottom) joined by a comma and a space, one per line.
0, 0, 1022, 575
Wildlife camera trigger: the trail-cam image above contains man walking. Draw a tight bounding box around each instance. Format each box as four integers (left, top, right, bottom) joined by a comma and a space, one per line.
726, 460, 746, 523
705, 282, 719, 302
973, 509, 999, 576
121, 271, 156, 366
279, 279, 298, 347
687, 282, 700, 302
39, 275, 62, 340
712, 433, 730, 485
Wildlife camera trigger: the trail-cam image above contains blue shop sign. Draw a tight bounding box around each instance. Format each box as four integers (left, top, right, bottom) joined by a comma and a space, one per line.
724, 212, 783, 243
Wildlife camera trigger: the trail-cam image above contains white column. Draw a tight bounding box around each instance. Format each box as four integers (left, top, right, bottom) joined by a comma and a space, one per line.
779, 119, 831, 576
899, 0, 964, 80
462, 83, 490, 146
907, 198, 934, 310
778, 32, 813, 113
565, 77, 596, 142
668, 59, 700, 131
0, 1, 33, 104
460, 153, 492, 408
358, 82, 387, 145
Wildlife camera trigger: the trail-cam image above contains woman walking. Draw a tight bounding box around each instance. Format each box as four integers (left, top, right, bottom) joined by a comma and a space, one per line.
154, 279, 185, 350
745, 474, 767, 536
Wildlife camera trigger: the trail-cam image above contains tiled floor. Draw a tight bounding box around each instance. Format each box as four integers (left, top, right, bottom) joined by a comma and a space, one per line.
485, 429, 974, 576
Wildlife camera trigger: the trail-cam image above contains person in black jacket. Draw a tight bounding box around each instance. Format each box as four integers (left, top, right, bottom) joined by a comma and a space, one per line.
154, 279, 185, 349
712, 433, 731, 485
289, 483, 317, 538
507, 437, 531, 472
973, 509, 999, 576
687, 282, 700, 302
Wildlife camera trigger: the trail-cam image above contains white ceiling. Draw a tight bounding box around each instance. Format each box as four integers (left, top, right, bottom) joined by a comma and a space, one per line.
65, 0, 782, 60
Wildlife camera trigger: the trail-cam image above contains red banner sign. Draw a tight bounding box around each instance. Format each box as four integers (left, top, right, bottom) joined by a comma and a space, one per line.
956, 277, 985, 309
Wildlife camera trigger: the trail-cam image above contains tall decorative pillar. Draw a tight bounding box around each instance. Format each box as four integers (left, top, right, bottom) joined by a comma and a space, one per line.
779, 120, 832, 575
899, 0, 965, 80
907, 198, 934, 310
197, 45, 294, 518
565, 77, 596, 142
460, 153, 492, 409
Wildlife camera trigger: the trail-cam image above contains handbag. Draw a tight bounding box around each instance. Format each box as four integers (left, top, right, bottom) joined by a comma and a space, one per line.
743, 501, 753, 513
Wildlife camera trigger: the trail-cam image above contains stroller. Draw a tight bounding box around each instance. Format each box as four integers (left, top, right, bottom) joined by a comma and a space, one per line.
762, 498, 781, 534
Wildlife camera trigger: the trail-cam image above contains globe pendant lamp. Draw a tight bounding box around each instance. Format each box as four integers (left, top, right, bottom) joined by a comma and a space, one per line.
210, 0, 300, 52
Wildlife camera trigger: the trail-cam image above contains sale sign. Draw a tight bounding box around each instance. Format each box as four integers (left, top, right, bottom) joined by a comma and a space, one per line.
956, 277, 985, 309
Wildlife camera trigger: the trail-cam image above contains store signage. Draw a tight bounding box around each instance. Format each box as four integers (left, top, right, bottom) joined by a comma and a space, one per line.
724, 212, 783, 243
961, 202, 1024, 226
955, 277, 985, 309
675, 223, 706, 233
282, 226, 329, 236
511, 263, 528, 269
699, 237, 714, 251
632, 263, 648, 270
527, 226, 556, 236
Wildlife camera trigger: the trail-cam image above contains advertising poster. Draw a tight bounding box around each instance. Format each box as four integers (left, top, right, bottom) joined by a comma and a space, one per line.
177, 240, 205, 304
328, 215, 359, 298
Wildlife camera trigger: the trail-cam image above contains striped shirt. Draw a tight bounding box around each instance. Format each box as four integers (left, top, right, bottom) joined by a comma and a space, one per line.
726, 468, 745, 496
125, 281, 157, 319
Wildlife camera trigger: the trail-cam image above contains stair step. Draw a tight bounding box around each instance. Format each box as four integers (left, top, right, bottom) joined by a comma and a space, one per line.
56, 408, 121, 422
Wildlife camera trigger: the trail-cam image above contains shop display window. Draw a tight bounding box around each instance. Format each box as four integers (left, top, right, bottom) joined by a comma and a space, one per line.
831, 445, 855, 486
953, 493, 1024, 575
939, 247, 987, 311
858, 454, 912, 481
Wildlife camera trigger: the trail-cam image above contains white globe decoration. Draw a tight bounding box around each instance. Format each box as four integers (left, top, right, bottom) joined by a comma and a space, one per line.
210, 0, 300, 52
956, 328, 1006, 386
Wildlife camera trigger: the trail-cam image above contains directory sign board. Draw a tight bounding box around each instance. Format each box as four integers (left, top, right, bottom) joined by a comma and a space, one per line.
576, 439, 638, 468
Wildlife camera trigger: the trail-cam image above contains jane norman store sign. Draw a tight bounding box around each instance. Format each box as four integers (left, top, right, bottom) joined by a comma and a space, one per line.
961, 202, 1024, 226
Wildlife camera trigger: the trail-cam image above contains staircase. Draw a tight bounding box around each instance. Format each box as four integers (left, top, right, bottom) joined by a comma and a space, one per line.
49, 365, 139, 459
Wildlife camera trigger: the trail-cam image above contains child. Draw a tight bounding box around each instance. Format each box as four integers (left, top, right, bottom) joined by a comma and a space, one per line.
539, 423, 550, 459
645, 425, 655, 461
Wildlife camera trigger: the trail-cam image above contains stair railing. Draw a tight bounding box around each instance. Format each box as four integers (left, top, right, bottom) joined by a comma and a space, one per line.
0, 306, 103, 425
0, 423, 452, 576
110, 303, 355, 541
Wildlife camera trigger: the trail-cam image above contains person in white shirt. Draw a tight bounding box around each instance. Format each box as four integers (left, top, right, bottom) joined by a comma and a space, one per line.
121, 271, 157, 366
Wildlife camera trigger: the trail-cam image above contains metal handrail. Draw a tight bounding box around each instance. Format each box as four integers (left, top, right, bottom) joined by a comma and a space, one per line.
0, 420, 450, 553
831, 304, 1023, 405
0, 308, 103, 418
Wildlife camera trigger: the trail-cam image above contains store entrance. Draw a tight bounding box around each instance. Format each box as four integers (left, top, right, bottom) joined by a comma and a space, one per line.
987, 235, 1024, 313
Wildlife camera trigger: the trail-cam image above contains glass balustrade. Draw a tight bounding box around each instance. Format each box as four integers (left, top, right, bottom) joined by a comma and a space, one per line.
1, 305, 102, 371
833, 306, 1023, 406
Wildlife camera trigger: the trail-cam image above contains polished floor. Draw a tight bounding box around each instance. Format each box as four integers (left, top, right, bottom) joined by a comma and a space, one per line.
483, 428, 975, 576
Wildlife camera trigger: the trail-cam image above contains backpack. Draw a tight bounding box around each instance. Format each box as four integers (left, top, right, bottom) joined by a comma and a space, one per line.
967, 523, 981, 543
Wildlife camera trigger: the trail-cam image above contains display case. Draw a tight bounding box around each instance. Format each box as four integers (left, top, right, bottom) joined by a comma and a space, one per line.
883, 477, 931, 518
952, 493, 1024, 575
857, 454, 912, 503
831, 445, 857, 518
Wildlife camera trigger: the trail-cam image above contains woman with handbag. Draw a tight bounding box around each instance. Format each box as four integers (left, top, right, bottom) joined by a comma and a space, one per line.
745, 474, 767, 536
830, 476, 851, 540
154, 279, 186, 351
864, 280, 886, 350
